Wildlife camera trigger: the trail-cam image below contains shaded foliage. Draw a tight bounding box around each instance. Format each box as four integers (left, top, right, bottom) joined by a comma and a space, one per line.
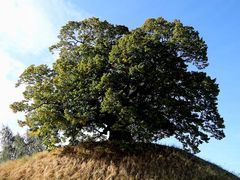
11, 17, 224, 152
0, 125, 45, 162
0, 126, 15, 161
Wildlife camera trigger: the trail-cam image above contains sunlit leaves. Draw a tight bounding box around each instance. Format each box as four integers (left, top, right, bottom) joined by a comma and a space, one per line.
11, 17, 224, 153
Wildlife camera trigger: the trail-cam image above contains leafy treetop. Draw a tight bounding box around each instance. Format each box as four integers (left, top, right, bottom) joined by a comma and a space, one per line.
11, 17, 224, 153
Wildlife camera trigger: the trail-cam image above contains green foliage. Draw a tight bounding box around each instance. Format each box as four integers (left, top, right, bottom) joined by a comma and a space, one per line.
0, 125, 45, 163
0, 126, 15, 162
11, 17, 225, 153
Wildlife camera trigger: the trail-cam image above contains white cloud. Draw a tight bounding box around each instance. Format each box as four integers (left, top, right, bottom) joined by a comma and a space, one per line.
0, 0, 91, 134
0, 51, 26, 134
0, 0, 90, 54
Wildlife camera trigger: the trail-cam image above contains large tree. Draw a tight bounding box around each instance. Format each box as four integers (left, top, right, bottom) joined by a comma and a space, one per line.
11, 17, 224, 152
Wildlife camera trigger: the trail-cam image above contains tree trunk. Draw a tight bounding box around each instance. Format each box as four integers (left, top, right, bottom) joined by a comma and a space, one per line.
108, 129, 132, 142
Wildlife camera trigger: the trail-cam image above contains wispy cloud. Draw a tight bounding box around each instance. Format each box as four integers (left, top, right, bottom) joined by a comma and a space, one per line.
0, 0, 90, 55
0, 0, 90, 133
0, 50, 25, 133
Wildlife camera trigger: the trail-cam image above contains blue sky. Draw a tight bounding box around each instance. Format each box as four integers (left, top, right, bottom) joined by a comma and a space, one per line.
0, 0, 239, 175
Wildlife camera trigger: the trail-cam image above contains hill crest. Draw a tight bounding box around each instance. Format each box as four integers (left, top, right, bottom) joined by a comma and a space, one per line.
0, 142, 238, 180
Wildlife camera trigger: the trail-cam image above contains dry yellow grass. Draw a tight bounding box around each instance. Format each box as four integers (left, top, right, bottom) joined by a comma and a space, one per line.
0, 142, 238, 180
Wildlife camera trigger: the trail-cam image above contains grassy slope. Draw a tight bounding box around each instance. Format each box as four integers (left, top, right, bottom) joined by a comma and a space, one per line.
0, 142, 238, 180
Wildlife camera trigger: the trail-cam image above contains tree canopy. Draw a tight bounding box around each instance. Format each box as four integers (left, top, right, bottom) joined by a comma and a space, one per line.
10, 17, 225, 152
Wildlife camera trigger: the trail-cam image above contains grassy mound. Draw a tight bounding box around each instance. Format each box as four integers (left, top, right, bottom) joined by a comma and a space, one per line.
0, 142, 238, 180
